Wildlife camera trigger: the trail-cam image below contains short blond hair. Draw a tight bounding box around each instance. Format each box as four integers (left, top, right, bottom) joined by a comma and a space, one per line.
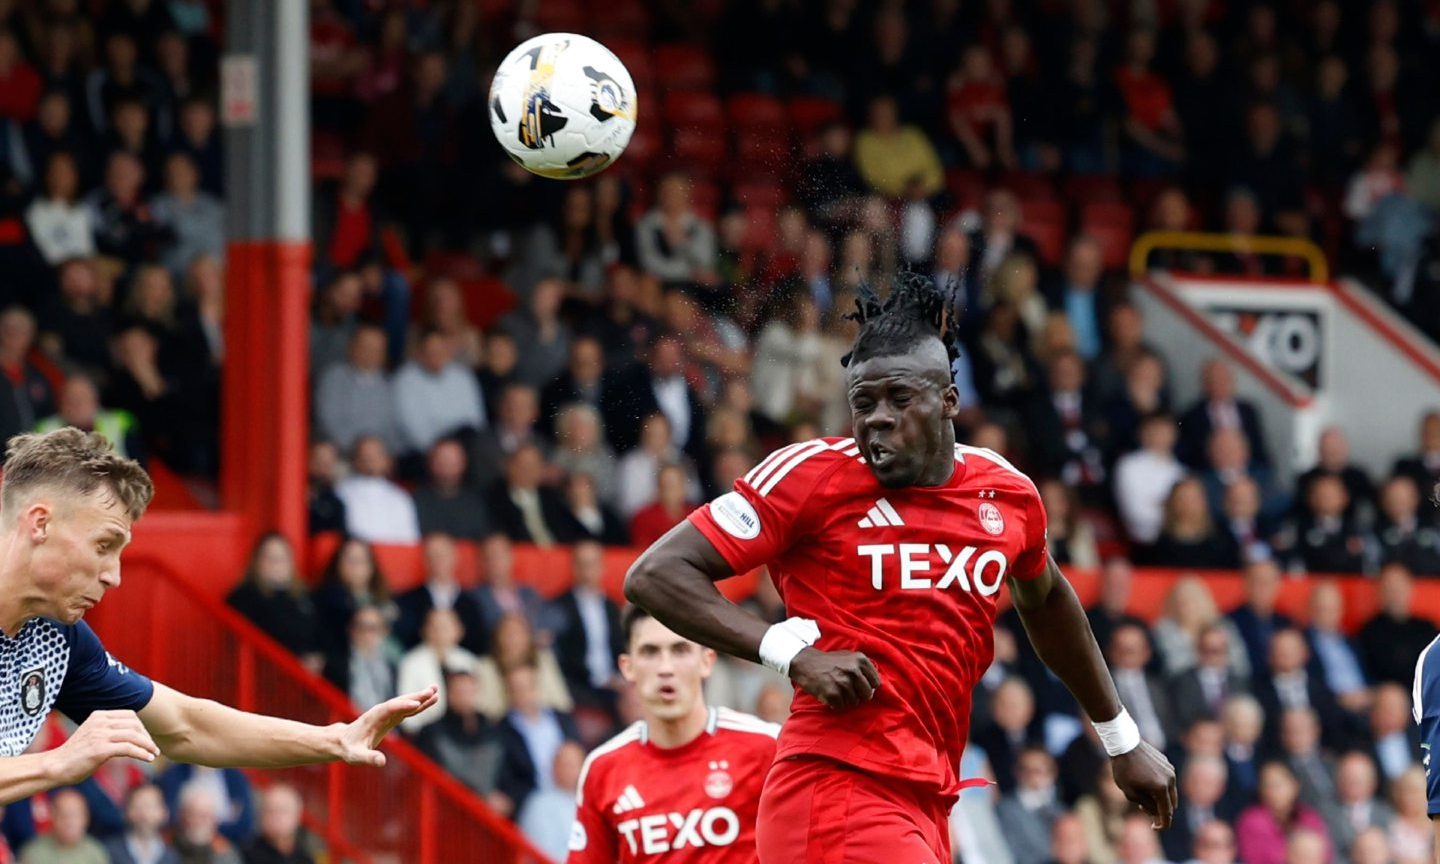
3, 428, 154, 521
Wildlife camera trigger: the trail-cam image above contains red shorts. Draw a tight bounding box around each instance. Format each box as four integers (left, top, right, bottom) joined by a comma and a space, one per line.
755, 755, 953, 864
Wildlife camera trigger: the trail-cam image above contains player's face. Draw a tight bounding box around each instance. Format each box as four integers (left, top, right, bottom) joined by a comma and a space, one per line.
619, 617, 715, 723
846, 348, 959, 488
28, 487, 132, 624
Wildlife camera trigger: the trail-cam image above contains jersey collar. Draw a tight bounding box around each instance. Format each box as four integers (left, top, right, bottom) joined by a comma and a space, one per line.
639, 707, 718, 752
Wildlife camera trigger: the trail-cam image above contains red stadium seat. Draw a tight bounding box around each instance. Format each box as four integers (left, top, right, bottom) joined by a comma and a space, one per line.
671, 127, 727, 174
1022, 199, 1069, 266
787, 96, 844, 137
662, 91, 723, 131
311, 132, 347, 182
535, 0, 585, 32
688, 178, 720, 220
623, 121, 661, 167
1064, 173, 1124, 204
740, 206, 779, 255
652, 44, 716, 92
999, 170, 1056, 202
605, 38, 654, 92
733, 129, 790, 174
732, 179, 788, 210
1080, 200, 1135, 235
945, 168, 987, 212
1079, 212, 1135, 271
726, 93, 788, 132
588, 0, 651, 39
464, 276, 518, 330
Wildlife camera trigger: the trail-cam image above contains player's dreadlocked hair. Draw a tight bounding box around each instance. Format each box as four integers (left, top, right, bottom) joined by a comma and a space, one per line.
841, 270, 964, 368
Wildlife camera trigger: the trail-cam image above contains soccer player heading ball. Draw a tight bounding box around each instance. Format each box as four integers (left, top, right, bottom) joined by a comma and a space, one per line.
627, 273, 1177, 863
0, 429, 437, 803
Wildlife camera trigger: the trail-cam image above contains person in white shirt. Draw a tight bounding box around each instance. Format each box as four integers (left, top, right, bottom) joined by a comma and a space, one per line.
518, 742, 584, 862
614, 412, 701, 518
392, 330, 486, 456
397, 607, 481, 733
25, 151, 95, 265
334, 435, 421, 543
1114, 412, 1187, 544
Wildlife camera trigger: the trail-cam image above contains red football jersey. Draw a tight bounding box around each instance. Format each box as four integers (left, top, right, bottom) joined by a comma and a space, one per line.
688, 437, 1048, 797
567, 708, 780, 863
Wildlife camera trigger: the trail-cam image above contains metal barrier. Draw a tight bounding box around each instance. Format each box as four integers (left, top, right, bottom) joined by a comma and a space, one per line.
1129, 230, 1330, 283
86, 553, 552, 864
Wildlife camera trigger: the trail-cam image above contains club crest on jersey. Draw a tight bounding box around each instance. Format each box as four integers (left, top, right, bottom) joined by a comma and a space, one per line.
20, 668, 45, 716
978, 502, 1005, 536
712, 492, 761, 540
704, 760, 733, 799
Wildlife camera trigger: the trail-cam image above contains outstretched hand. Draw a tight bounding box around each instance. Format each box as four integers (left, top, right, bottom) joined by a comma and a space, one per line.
1111, 741, 1178, 830
337, 686, 440, 767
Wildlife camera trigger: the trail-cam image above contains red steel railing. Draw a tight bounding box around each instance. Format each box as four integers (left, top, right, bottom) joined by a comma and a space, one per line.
87, 553, 552, 864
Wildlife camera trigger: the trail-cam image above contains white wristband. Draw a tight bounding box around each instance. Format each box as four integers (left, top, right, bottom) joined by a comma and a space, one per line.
1093, 708, 1142, 757
759, 617, 821, 676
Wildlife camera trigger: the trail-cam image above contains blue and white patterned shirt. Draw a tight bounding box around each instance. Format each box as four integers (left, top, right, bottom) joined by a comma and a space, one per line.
0, 618, 153, 756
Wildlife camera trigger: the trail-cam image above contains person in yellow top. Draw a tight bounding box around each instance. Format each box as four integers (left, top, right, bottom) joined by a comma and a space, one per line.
852, 95, 945, 200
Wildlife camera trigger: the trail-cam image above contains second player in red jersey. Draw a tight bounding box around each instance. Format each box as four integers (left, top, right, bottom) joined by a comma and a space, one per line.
568, 606, 778, 863
626, 275, 1176, 863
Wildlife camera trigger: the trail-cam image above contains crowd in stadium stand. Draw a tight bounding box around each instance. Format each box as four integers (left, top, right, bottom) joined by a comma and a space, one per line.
0, 0, 1438, 862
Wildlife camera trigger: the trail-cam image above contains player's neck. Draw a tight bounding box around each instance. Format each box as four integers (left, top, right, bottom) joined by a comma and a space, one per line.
0, 548, 40, 637
916, 430, 958, 487
646, 701, 710, 750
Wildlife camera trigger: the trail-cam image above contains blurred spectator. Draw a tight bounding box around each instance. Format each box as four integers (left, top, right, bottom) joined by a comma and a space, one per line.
1368, 684, 1422, 783
470, 383, 546, 489
614, 412, 702, 518
1235, 762, 1332, 864
1103, 345, 1170, 459
1374, 475, 1440, 574
170, 782, 242, 864
987, 254, 1047, 342
1043, 812, 1082, 864
20, 789, 104, 864
1327, 752, 1394, 858
1189, 821, 1239, 864
465, 533, 540, 638
416, 669, 507, 806
971, 677, 1042, 795
1178, 360, 1268, 469
510, 186, 610, 299
550, 403, 617, 505
1163, 756, 1237, 863
1296, 428, 1374, 522
628, 463, 697, 549
397, 607, 480, 734
1304, 582, 1371, 716
1392, 411, 1440, 514
1408, 119, 1440, 214
413, 439, 492, 541
0, 308, 54, 446
25, 152, 95, 265
1046, 237, 1109, 362
498, 278, 570, 390
87, 151, 165, 265
412, 279, 481, 370
101, 97, 163, 191
316, 153, 385, 272
1357, 564, 1437, 685
1201, 428, 1288, 534
967, 301, 1039, 413
0, 29, 40, 124
241, 785, 314, 864
40, 258, 112, 373
1084, 559, 1149, 663
1227, 560, 1294, 677
1307, 56, 1364, 192
103, 784, 177, 864
172, 97, 221, 198
1139, 476, 1239, 569
1278, 707, 1340, 816
966, 189, 1038, 291
1278, 475, 1366, 574
1344, 143, 1407, 224
559, 472, 628, 546
518, 741, 583, 863
35, 373, 142, 461
322, 604, 396, 713
550, 540, 623, 716
540, 337, 608, 434
1156, 575, 1247, 679
1106, 622, 1177, 751
853, 95, 942, 200
1171, 623, 1251, 733
308, 272, 362, 378
393, 329, 486, 459
311, 537, 394, 655
1037, 478, 1098, 569
1115, 811, 1170, 864
1237, 103, 1305, 220
226, 532, 322, 671
1386, 767, 1432, 864
333, 436, 420, 543
797, 123, 865, 226
634, 173, 717, 286
474, 612, 571, 721
305, 441, 345, 536
751, 293, 827, 427
1025, 351, 1106, 494
1073, 762, 1128, 864
487, 443, 576, 547
1114, 27, 1185, 177
1255, 629, 1343, 752
393, 532, 485, 653
1224, 695, 1267, 803
946, 45, 1015, 171
151, 152, 223, 276
494, 664, 581, 817
995, 746, 1063, 864
1350, 827, 1392, 864
1220, 476, 1279, 565
314, 325, 400, 454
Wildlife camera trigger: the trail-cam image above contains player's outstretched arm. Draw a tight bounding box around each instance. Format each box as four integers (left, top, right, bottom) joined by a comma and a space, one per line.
0, 710, 160, 805
138, 682, 438, 768
626, 522, 880, 708
1009, 557, 1177, 829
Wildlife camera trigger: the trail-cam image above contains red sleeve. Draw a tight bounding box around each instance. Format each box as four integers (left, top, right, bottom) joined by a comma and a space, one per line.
566, 766, 617, 864
687, 439, 841, 574
1010, 479, 1050, 582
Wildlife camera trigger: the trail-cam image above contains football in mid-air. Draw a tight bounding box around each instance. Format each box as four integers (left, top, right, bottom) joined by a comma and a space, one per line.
489, 33, 637, 180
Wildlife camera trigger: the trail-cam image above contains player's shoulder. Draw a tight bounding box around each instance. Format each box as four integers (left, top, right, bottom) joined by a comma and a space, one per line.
739, 437, 863, 499
577, 722, 645, 801
712, 707, 782, 747
954, 444, 1041, 496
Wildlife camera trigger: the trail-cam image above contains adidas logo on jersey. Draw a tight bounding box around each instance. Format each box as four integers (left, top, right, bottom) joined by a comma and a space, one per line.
612, 785, 646, 815
857, 498, 905, 528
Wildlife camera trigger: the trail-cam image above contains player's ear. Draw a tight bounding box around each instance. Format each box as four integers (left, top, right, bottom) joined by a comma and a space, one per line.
618, 652, 635, 684
699, 647, 716, 680
26, 501, 52, 544
940, 383, 960, 420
